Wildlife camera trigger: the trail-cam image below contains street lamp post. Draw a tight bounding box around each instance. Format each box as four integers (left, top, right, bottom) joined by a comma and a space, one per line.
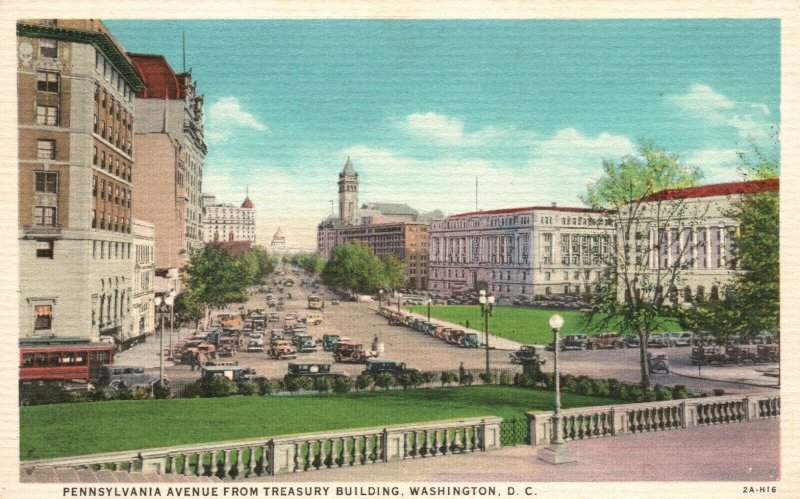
426, 298, 432, 322
478, 290, 495, 377
539, 313, 577, 464
378, 289, 384, 310
155, 295, 165, 387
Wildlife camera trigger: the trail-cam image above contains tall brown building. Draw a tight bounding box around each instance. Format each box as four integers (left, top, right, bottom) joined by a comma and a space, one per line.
17, 20, 144, 341
129, 54, 206, 278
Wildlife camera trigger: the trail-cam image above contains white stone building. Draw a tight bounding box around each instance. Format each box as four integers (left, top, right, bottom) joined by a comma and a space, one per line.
131, 219, 155, 340
622, 178, 779, 304
202, 194, 256, 243
428, 205, 614, 300
271, 227, 286, 253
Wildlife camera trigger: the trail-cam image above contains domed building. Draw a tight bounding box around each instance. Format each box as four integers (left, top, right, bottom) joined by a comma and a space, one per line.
201, 192, 256, 243
270, 227, 287, 253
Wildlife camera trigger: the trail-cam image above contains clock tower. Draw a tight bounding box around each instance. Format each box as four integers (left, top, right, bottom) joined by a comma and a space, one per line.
338, 156, 359, 225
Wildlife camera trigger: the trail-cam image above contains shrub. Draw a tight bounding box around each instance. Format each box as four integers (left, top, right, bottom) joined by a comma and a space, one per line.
540, 372, 555, 390
499, 371, 512, 385
577, 377, 594, 396
374, 373, 396, 391
478, 372, 495, 385
355, 374, 374, 391
592, 379, 610, 397
421, 371, 437, 384
133, 387, 152, 400
671, 385, 689, 400
313, 377, 332, 394
656, 386, 672, 401
153, 381, 171, 399
397, 374, 414, 390
628, 386, 645, 402
239, 381, 259, 396
261, 380, 283, 395
440, 372, 457, 387
331, 376, 352, 394
615, 384, 629, 400
713, 388, 726, 397
182, 381, 203, 398
562, 375, 579, 394
643, 387, 657, 402
109, 382, 134, 401
203, 376, 239, 397
409, 371, 425, 388
19, 382, 74, 406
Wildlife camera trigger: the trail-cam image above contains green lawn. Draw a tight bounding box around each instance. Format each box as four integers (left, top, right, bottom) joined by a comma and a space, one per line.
406, 305, 682, 344
21, 386, 623, 460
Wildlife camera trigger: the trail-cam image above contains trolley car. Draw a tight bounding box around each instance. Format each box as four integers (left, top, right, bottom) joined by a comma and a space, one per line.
19, 337, 114, 384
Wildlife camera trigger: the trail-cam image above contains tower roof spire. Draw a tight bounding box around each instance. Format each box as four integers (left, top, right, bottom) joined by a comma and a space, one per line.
340, 155, 357, 176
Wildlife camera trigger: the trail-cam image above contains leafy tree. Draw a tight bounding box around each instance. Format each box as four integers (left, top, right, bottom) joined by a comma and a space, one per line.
239, 246, 277, 285
380, 255, 405, 290
185, 244, 250, 322
322, 242, 385, 294
173, 291, 204, 329
583, 143, 702, 387
291, 252, 325, 276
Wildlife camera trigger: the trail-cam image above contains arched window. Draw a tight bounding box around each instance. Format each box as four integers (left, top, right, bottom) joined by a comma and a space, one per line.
710, 286, 720, 301
683, 286, 693, 303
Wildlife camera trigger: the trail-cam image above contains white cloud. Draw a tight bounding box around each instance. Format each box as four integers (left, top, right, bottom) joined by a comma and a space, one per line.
683, 148, 742, 184
667, 84, 774, 141
206, 97, 268, 143
397, 112, 523, 146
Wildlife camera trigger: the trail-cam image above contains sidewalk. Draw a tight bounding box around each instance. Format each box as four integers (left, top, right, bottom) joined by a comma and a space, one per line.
253, 418, 779, 482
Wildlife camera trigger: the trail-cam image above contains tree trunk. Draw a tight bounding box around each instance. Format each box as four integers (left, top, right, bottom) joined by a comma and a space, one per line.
638, 333, 651, 388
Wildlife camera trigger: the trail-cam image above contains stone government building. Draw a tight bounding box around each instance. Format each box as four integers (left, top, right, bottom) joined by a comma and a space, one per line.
428, 205, 615, 301
317, 157, 438, 290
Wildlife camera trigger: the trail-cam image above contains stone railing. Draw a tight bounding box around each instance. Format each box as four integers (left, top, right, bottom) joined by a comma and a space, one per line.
21, 416, 502, 480
527, 391, 779, 445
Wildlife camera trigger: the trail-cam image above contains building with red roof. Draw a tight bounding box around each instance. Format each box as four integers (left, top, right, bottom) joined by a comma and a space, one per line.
129, 53, 206, 281
201, 193, 256, 244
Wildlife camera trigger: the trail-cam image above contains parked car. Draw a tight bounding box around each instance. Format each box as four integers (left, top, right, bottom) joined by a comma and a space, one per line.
331, 299, 340, 305
546, 334, 589, 351
333, 341, 375, 363
246, 338, 265, 352
98, 365, 160, 390
268, 312, 280, 322
292, 334, 317, 353
267, 340, 297, 360
623, 335, 641, 348
587, 333, 624, 349
647, 334, 673, 348
510, 345, 546, 364
305, 313, 323, 325
286, 362, 332, 377
362, 358, 418, 376
671, 332, 694, 347
322, 334, 351, 352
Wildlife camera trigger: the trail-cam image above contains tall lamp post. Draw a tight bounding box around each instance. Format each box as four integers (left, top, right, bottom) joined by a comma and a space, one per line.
539, 313, 577, 464
156, 292, 175, 389
478, 290, 494, 377
378, 289, 384, 311
426, 298, 432, 322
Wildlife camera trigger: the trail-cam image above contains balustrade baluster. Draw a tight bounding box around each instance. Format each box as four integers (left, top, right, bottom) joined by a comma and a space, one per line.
183, 453, 192, 476
261, 446, 269, 476
293, 442, 301, 472
431, 430, 439, 456
453, 428, 463, 452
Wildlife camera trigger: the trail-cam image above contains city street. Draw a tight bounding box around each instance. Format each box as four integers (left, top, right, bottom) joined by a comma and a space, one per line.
116, 271, 778, 396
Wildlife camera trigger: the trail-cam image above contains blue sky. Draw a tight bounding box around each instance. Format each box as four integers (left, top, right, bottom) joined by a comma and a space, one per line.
105, 19, 780, 249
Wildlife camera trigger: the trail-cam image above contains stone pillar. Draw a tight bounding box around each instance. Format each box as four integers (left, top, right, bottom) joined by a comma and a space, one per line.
270, 440, 296, 475
383, 429, 406, 462
481, 418, 502, 450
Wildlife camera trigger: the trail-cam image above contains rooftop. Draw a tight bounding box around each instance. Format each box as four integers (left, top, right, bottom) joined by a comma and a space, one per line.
128, 53, 185, 99
639, 178, 779, 202
449, 205, 604, 219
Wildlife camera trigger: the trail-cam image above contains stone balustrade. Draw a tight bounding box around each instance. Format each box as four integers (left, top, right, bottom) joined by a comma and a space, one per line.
21, 416, 502, 480
527, 391, 780, 446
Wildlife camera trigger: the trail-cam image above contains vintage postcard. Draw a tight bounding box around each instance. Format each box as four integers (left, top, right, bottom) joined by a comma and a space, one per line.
2, 1, 798, 498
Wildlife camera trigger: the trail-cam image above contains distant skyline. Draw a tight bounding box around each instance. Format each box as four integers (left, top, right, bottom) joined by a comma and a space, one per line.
105, 19, 780, 249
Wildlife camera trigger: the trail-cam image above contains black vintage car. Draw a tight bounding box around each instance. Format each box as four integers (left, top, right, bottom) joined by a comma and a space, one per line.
362, 358, 418, 376
287, 362, 332, 376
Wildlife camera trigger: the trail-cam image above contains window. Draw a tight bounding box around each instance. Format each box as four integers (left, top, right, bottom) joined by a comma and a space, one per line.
34, 304, 53, 330
35, 171, 58, 193
37, 139, 55, 159
92, 176, 98, 197
39, 39, 57, 58
33, 206, 56, 226
36, 239, 54, 258
36, 71, 59, 92
100, 179, 106, 201
36, 105, 58, 126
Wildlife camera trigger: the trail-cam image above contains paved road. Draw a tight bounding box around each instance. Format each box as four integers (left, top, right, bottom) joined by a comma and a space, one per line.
247, 418, 779, 483
116, 270, 778, 395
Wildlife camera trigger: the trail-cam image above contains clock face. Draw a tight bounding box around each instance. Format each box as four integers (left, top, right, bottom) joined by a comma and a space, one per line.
18, 42, 33, 65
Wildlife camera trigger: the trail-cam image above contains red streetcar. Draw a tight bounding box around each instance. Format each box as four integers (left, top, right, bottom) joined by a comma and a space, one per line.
19, 337, 114, 384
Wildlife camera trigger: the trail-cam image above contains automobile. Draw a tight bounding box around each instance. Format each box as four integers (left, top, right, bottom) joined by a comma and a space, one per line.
333, 341, 375, 363
647, 353, 670, 374
623, 335, 641, 348
98, 365, 160, 390
362, 358, 418, 376
331, 299, 340, 305
587, 333, 625, 349
322, 333, 351, 351
292, 334, 317, 353
305, 313, 323, 325
545, 334, 589, 351
671, 332, 694, 347
268, 312, 280, 322
647, 334, 673, 348
246, 338, 265, 352
285, 362, 335, 378
444, 329, 465, 345
510, 345, 546, 364
460, 332, 481, 347
691, 345, 732, 365
267, 340, 297, 360
200, 365, 262, 388
276, 304, 285, 311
